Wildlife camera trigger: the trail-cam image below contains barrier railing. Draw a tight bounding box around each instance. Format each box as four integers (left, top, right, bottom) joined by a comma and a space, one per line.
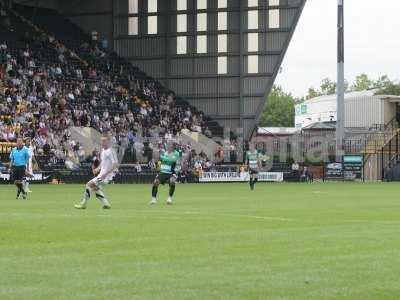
381, 130, 400, 180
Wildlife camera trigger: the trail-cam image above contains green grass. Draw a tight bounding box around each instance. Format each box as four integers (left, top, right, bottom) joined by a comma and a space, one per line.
1, 182, 400, 300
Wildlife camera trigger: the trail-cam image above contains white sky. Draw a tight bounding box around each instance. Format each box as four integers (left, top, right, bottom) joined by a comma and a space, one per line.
275, 0, 400, 98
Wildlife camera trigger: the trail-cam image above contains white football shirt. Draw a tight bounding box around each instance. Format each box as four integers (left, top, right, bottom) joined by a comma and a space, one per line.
99, 147, 118, 181
27, 146, 34, 160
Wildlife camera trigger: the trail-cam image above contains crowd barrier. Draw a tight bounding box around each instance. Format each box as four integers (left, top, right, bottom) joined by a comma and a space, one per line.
0, 164, 362, 184
0, 170, 290, 184
0, 171, 53, 184
199, 171, 284, 183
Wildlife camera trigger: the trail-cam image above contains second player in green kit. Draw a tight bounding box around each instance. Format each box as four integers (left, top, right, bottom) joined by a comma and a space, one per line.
151, 144, 182, 205
246, 144, 262, 191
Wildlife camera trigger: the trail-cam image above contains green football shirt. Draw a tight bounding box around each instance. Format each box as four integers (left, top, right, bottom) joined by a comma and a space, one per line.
246, 150, 261, 170
159, 150, 181, 174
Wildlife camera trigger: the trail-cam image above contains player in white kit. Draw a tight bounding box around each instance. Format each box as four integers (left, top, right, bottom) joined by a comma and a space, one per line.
24, 138, 35, 193
74, 135, 119, 210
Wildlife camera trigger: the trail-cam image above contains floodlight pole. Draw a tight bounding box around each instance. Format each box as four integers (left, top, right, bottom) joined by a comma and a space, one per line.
336, 0, 345, 160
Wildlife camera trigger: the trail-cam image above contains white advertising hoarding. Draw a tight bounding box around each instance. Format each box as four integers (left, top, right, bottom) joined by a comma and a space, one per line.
199, 172, 283, 183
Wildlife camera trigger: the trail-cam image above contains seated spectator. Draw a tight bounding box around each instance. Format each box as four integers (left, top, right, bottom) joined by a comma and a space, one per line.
300, 166, 313, 183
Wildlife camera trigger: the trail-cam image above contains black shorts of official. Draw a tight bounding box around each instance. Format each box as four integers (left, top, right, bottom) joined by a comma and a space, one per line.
249, 169, 259, 175
12, 166, 26, 181
156, 173, 173, 185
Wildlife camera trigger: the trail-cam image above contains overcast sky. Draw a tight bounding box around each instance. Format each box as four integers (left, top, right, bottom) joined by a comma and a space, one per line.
275, 0, 400, 98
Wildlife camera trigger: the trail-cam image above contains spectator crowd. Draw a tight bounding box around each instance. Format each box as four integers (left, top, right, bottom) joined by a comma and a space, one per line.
0, 3, 214, 170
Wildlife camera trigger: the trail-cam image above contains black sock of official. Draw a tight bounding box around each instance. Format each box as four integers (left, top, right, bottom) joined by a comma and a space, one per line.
152, 185, 158, 198
16, 184, 21, 197
169, 184, 175, 197
17, 183, 25, 194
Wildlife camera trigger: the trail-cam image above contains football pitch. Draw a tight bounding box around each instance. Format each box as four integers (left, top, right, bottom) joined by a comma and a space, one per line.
1, 182, 400, 300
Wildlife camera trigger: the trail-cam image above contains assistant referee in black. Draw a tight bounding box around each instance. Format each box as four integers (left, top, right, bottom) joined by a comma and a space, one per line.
9, 137, 30, 199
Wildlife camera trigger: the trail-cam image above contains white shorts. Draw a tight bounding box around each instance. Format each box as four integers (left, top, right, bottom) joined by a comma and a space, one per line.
26, 161, 33, 177
89, 175, 111, 188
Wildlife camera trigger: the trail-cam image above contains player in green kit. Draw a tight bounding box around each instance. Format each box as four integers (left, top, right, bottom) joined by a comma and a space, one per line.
245, 143, 262, 191
151, 143, 181, 205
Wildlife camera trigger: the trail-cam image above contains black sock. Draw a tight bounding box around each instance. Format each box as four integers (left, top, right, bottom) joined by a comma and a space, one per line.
169, 184, 175, 197
16, 184, 21, 197
249, 178, 254, 187
152, 185, 158, 198
17, 183, 25, 195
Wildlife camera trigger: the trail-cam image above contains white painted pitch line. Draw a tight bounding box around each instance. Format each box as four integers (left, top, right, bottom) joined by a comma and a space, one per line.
0, 210, 291, 222
312, 191, 328, 194
214, 213, 291, 222
61, 210, 293, 222
177, 210, 291, 222
341, 219, 400, 224
131, 209, 291, 221
0, 212, 113, 218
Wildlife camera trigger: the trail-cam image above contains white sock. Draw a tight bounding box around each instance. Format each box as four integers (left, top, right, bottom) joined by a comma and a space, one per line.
95, 189, 110, 206
25, 181, 30, 191
81, 185, 91, 206
167, 196, 172, 203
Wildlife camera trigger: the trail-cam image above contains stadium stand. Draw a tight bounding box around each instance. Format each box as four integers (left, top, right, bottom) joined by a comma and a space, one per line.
0, 1, 227, 178
1, 1, 305, 184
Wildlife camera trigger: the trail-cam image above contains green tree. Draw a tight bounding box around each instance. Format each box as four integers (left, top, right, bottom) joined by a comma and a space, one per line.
376, 82, 400, 95
306, 87, 322, 99
351, 73, 373, 91
306, 78, 349, 99
260, 86, 296, 127
320, 78, 337, 95
374, 75, 393, 89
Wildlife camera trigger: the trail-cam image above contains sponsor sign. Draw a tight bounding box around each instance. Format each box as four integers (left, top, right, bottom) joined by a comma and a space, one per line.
257, 172, 284, 182
325, 162, 343, 179
295, 104, 308, 116
199, 172, 283, 183
0, 172, 52, 182
343, 155, 363, 180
